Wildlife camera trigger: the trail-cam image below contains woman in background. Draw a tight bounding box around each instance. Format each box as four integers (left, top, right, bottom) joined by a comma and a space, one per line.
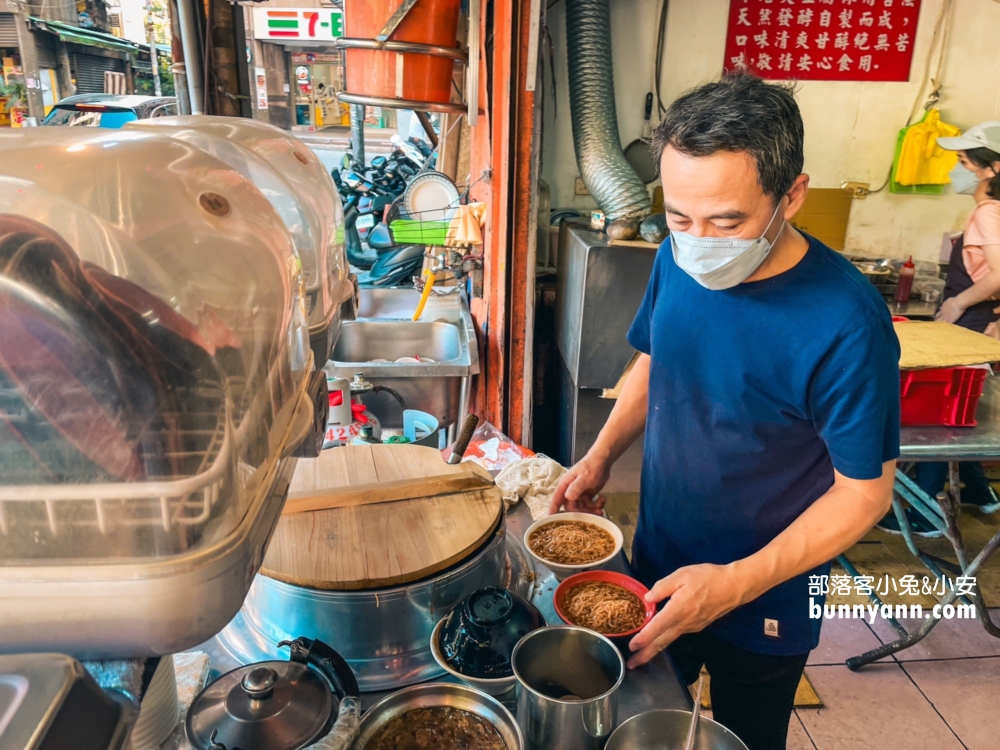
883, 123, 1000, 536
935, 122, 1000, 333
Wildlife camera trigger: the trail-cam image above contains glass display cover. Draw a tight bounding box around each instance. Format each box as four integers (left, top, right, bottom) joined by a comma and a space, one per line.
0, 127, 311, 563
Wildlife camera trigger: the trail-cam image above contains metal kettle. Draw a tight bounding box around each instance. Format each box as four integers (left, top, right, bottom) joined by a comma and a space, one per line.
185, 637, 360, 750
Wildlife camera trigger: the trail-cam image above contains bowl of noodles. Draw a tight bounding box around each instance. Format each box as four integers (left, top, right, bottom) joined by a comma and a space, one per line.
554, 571, 656, 641
523, 513, 624, 580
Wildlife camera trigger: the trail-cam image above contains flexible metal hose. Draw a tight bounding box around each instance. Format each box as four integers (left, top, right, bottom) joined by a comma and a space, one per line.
565, 0, 651, 226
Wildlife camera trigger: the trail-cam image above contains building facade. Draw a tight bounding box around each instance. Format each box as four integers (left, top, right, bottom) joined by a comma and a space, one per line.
1, 0, 168, 124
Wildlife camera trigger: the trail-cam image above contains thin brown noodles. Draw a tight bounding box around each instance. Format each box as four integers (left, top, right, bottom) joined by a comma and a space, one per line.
528, 521, 615, 565
562, 581, 646, 635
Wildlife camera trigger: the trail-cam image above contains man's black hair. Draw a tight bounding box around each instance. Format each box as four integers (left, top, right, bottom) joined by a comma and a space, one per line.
651, 73, 805, 200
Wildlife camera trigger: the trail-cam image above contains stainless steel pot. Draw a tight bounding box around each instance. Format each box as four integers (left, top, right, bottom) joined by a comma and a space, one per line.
216, 524, 509, 692
511, 626, 625, 750
352, 683, 523, 750
851, 261, 892, 284
605, 709, 749, 750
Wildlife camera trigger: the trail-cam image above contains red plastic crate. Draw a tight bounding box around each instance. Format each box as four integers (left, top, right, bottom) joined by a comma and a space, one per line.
900, 367, 988, 427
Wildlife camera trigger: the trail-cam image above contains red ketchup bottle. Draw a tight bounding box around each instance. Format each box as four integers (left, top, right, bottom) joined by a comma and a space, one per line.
895, 256, 916, 305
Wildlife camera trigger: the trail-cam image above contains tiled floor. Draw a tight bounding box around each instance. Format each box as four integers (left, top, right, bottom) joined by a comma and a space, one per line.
791, 610, 1000, 750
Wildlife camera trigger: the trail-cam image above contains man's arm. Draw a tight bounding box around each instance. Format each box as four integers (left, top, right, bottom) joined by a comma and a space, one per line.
548, 353, 650, 514
627, 459, 895, 668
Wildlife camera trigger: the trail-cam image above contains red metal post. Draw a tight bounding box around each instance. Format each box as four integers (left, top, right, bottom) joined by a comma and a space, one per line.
506, 0, 537, 446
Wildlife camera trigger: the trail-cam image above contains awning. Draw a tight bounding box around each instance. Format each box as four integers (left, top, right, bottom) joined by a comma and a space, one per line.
30, 17, 138, 54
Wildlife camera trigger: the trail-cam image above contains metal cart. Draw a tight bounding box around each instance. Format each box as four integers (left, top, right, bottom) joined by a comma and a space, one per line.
840, 377, 1000, 669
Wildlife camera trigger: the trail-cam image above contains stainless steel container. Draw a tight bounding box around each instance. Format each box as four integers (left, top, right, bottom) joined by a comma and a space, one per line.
0, 653, 137, 750
216, 524, 508, 692
352, 683, 523, 750
605, 709, 749, 750
511, 626, 625, 750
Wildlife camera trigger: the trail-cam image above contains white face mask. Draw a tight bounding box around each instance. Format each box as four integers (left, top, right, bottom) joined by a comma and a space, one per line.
950, 163, 982, 195
671, 200, 785, 290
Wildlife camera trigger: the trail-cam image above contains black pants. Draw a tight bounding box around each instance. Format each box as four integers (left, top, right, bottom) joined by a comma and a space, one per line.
668, 630, 808, 750
915, 461, 995, 507
627, 548, 808, 749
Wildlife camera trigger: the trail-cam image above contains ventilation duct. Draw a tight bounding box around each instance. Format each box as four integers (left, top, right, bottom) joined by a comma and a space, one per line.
565, 0, 651, 236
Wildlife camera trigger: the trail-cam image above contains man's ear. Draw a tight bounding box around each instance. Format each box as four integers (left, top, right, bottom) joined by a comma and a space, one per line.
783, 173, 810, 221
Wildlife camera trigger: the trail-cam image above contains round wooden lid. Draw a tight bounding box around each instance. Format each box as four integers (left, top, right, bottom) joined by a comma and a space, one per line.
261, 444, 503, 590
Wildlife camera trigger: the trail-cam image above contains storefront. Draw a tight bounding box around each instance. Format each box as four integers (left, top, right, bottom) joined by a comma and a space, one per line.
289, 50, 348, 129
248, 6, 352, 131
0, 12, 62, 125
1, 13, 161, 125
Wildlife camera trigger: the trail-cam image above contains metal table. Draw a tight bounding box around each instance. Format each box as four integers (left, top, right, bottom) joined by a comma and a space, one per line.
885, 296, 938, 320
199, 502, 689, 721
840, 377, 1000, 669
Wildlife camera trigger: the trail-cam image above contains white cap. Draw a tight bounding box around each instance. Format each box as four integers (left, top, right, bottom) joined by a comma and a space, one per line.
938, 121, 1000, 154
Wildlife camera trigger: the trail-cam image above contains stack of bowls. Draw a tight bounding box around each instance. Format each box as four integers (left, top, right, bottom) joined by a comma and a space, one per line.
430, 587, 544, 695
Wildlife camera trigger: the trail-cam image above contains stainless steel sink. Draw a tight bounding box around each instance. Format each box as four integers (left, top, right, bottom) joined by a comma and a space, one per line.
356, 287, 463, 322
327, 289, 479, 430
333, 320, 463, 364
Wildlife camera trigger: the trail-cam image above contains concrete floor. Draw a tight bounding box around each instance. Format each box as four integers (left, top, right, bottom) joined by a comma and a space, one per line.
605, 493, 1000, 750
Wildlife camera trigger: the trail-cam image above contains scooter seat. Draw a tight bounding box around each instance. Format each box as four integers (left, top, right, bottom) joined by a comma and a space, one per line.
367, 222, 395, 250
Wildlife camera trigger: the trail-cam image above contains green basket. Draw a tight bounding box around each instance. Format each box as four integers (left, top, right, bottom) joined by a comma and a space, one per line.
388, 219, 451, 246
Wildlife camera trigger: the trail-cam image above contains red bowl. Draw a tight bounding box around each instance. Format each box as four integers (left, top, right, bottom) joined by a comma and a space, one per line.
554, 570, 657, 640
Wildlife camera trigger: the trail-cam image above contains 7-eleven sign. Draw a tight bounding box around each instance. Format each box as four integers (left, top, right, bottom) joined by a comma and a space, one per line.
252, 8, 344, 42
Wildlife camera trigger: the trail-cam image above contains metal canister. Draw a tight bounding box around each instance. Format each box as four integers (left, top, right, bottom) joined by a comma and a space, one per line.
511, 626, 625, 750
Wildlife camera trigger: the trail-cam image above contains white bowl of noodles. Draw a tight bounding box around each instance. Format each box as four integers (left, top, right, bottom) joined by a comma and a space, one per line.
523, 513, 624, 580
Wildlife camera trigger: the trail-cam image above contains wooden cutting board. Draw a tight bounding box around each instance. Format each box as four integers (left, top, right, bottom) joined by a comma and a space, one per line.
262, 444, 503, 590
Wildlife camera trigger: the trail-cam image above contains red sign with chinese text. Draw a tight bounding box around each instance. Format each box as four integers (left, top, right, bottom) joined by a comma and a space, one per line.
723, 0, 922, 82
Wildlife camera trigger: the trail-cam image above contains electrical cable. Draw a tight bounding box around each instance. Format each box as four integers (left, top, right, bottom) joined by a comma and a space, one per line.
653, 0, 669, 117
372, 385, 408, 414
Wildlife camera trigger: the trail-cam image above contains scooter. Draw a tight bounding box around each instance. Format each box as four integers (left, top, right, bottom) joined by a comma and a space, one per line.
362, 220, 426, 287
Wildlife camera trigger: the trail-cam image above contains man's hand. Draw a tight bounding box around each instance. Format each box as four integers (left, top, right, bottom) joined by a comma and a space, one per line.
548, 453, 611, 515
625, 462, 896, 669
935, 297, 966, 324
626, 563, 747, 669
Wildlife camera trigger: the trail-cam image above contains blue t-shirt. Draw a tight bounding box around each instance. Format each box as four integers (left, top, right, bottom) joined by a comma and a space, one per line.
626, 233, 900, 655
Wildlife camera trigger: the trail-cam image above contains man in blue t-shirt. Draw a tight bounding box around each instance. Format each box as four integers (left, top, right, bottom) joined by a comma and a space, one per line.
550, 74, 900, 750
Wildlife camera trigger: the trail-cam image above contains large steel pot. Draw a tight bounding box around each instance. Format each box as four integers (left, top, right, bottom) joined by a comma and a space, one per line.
216, 524, 507, 692
511, 626, 624, 750
605, 709, 749, 750
352, 683, 523, 750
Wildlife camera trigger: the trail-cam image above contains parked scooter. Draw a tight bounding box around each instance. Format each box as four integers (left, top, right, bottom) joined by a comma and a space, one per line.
362, 217, 426, 287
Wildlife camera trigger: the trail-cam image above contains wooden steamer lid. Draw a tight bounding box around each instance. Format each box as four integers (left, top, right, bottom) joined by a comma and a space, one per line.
261, 444, 503, 590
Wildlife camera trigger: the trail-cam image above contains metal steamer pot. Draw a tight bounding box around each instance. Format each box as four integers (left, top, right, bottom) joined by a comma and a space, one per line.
353, 683, 523, 750
217, 522, 511, 692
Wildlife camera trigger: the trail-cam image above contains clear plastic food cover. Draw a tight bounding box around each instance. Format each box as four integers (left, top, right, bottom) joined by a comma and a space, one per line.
0, 127, 311, 564
124, 116, 351, 346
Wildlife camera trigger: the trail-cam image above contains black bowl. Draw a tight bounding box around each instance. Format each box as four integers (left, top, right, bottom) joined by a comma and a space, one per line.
437, 587, 544, 679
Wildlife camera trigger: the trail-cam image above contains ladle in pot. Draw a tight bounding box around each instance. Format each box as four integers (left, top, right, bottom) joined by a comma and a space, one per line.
683, 675, 704, 750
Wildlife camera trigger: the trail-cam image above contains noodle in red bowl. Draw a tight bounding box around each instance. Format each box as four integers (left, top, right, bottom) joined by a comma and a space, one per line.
555, 571, 656, 639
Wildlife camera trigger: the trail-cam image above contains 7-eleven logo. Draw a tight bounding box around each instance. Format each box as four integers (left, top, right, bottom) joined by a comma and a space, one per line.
263, 9, 343, 40
265, 10, 299, 38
